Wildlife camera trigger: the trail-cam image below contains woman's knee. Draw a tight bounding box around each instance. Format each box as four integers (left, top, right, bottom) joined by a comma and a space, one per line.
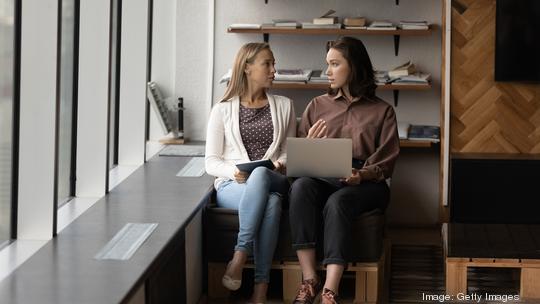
265, 193, 282, 217
323, 192, 350, 216
251, 166, 271, 176
290, 177, 317, 198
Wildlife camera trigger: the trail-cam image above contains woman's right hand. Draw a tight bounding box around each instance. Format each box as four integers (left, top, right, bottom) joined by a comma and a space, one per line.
307, 119, 328, 139
234, 169, 249, 183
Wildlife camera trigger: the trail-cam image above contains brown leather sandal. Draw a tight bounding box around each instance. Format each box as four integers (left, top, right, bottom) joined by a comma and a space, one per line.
292, 278, 322, 304
321, 287, 340, 304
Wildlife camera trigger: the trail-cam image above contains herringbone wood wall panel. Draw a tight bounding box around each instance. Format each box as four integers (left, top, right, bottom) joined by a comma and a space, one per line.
450, 0, 540, 153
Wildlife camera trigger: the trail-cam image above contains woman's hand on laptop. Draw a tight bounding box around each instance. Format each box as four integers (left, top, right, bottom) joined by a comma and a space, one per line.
234, 169, 249, 183
307, 119, 328, 138
340, 168, 362, 185
273, 161, 286, 174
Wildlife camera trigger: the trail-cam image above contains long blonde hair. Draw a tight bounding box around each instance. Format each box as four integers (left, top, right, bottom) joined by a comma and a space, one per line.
221, 42, 271, 102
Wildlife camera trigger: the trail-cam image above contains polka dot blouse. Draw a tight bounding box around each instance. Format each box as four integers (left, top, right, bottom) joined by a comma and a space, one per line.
239, 103, 274, 161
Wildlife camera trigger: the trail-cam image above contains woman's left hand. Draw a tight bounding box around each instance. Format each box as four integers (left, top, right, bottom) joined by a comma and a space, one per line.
340, 168, 362, 185
273, 161, 286, 174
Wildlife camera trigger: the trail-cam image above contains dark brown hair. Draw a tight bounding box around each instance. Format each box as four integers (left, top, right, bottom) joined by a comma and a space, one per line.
328, 37, 376, 98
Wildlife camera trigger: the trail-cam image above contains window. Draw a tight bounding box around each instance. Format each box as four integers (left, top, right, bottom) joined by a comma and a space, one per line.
57, 0, 77, 207
0, 0, 16, 245
108, 0, 121, 170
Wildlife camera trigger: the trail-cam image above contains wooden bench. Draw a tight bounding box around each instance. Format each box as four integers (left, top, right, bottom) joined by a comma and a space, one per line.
443, 223, 540, 300
208, 240, 390, 303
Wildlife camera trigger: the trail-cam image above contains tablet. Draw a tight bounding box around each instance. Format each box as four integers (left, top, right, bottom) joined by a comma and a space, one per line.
236, 159, 275, 173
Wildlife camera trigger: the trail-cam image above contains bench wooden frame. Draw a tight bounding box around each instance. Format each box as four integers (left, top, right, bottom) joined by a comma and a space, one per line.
208, 241, 390, 303
446, 257, 540, 299
443, 224, 540, 300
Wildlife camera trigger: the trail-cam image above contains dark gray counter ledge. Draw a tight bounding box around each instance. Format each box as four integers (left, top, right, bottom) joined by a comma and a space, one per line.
0, 156, 214, 304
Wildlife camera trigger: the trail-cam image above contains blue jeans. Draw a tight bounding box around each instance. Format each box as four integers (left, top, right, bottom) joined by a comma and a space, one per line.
216, 167, 289, 283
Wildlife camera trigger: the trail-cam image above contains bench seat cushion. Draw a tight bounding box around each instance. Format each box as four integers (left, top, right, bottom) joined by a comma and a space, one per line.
204, 206, 385, 263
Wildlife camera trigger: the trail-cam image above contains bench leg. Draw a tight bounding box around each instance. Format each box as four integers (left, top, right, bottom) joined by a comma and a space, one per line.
521, 268, 540, 299
354, 270, 379, 304
445, 261, 467, 296
208, 263, 230, 299
283, 267, 302, 303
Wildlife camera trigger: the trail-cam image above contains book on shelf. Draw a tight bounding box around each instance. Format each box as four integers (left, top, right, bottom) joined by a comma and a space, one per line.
374, 70, 390, 85
275, 69, 312, 82
147, 82, 173, 134
228, 23, 261, 30
408, 125, 440, 142
399, 20, 429, 30
397, 122, 411, 139
393, 72, 431, 84
344, 17, 366, 27
301, 23, 342, 29
345, 26, 367, 30
368, 20, 397, 30
313, 17, 338, 24
261, 23, 276, 29
273, 80, 307, 85
388, 61, 416, 78
308, 70, 329, 83
313, 9, 338, 24
272, 19, 300, 28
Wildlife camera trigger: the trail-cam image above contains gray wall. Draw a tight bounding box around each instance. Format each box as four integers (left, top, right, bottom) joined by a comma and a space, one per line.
207, 0, 442, 225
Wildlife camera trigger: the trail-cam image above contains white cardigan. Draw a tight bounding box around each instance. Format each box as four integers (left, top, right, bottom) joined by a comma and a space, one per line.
205, 94, 296, 189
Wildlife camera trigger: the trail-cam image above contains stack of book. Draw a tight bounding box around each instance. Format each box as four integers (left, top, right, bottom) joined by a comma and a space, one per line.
308, 70, 329, 83
274, 69, 312, 83
367, 20, 396, 30
301, 23, 341, 29
344, 17, 366, 29
302, 9, 342, 29
388, 61, 416, 78
271, 19, 299, 29
228, 23, 261, 30
375, 70, 390, 85
399, 20, 429, 30
393, 72, 431, 84
385, 61, 431, 84
407, 125, 440, 142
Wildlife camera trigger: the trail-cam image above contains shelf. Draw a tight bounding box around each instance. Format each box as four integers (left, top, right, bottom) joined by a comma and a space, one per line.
270, 82, 431, 106
228, 27, 431, 56
271, 82, 431, 90
399, 139, 438, 148
228, 27, 432, 36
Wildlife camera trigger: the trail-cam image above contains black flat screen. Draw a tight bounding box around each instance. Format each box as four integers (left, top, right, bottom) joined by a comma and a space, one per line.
495, 0, 540, 82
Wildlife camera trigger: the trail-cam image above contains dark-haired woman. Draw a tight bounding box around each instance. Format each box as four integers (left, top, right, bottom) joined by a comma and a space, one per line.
289, 37, 399, 303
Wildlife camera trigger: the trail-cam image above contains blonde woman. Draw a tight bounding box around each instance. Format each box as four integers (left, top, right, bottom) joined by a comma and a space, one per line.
205, 42, 296, 303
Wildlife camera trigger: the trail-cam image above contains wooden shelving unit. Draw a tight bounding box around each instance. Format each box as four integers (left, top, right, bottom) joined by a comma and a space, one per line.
228, 27, 432, 56
228, 25, 438, 149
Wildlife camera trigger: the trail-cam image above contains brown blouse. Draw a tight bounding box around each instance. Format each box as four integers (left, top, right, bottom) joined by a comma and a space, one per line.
298, 92, 400, 181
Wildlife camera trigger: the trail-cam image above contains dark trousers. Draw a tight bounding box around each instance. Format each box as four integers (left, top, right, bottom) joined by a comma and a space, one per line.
289, 177, 390, 266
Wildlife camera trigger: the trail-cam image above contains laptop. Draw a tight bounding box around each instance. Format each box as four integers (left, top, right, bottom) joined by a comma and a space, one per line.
286, 137, 352, 178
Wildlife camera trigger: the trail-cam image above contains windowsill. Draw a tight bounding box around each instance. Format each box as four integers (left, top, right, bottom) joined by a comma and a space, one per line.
0, 141, 164, 283
0, 153, 213, 303
0, 240, 48, 282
